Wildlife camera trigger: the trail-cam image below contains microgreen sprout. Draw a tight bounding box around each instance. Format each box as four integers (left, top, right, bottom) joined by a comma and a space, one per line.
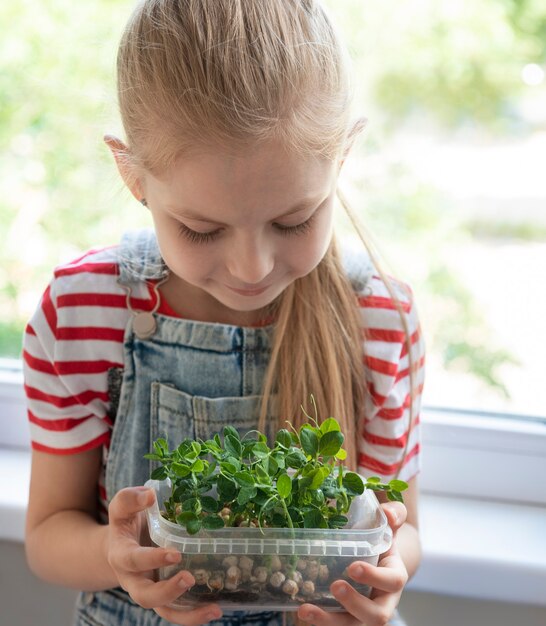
145, 402, 408, 535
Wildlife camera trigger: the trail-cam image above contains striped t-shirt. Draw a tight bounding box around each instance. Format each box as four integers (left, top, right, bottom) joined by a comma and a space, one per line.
22, 245, 425, 517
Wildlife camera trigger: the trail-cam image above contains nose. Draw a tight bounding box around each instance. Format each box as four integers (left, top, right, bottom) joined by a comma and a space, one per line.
226, 231, 274, 286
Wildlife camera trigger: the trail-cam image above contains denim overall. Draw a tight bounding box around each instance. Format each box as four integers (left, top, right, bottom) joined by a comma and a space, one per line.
73, 229, 406, 626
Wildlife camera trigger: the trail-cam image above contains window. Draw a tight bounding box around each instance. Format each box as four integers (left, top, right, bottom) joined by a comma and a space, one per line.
1, 2, 545, 470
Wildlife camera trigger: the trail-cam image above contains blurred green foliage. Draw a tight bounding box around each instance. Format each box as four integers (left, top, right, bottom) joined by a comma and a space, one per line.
1, 0, 543, 400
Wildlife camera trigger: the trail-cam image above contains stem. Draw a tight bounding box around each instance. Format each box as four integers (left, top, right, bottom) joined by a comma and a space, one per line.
279, 497, 294, 530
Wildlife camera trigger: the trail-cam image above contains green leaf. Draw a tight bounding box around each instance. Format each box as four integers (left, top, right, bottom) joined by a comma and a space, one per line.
387, 490, 404, 503
144, 453, 162, 461
200, 496, 218, 513
285, 449, 307, 469
191, 459, 204, 473
335, 448, 347, 460
328, 514, 349, 528
203, 460, 217, 477
277, 473, 292, 499
234, 471, 255, 488
251, 442, 270, 459
300, 427, 319, 457
224, 426, 240, 441
320, 418, 341, 434
303, 508, 324, 528
153, 438, 169, 456
309, 466, 330, 490
237, 486, 257, 505
176, 511, 198, 525
275, 429, 292, 449
389, 479, 409, 492
217, 474, 237, 500
151, 466, 167, 480
366, 476, 382, 484
225, 434, 242, 458
318, 431, 344, 457
202, 515, 225, 530
171, 462, 191, 477
186, 518, 202, 534
343, 472, 365, 495
220, 461, 238, 475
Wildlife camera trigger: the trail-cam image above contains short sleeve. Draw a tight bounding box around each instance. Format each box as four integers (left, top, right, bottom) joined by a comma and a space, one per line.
357, 276, 425, 483
22, 275, 113, 454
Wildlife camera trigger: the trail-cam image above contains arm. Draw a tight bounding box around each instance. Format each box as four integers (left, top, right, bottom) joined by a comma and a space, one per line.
25, 447, 116, 590
25, 448, 224, 625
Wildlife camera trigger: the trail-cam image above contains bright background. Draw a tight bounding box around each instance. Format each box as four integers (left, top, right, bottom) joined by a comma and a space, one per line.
1, 0, 545, 418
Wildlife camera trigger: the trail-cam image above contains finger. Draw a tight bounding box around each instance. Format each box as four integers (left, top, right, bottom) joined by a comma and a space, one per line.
115, 544, 183, 573
346, 558, 408, 595
125, 568, 195, 610
381, 502, 407, 535
330, 581, 398, 626
154, 602, 223, 626
297, 603, 356, 626
109, 487, 155, 525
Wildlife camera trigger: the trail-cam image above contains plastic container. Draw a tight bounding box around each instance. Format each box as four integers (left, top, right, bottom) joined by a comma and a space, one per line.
145, 477, 392, 612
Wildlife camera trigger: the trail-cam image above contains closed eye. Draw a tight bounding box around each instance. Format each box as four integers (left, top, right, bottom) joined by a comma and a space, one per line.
177, 223, 222, 244
273, 213, 316, 236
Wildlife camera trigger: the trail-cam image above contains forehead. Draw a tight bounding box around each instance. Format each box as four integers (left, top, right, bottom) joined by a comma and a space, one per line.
145, 140, 338, 217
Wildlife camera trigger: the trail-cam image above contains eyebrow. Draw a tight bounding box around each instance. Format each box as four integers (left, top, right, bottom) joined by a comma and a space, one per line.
169, 197, 323, 224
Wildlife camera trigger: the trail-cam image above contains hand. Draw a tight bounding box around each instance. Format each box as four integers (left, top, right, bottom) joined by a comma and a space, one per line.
297, 502, 408, 626
107, 486, 223, 625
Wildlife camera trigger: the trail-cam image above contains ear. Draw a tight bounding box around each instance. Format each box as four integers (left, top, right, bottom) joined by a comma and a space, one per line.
339, 117, 368, 170
104, 135, 146, 203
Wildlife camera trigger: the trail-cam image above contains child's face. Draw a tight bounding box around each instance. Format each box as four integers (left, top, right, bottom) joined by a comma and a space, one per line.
141, 140, 340, 322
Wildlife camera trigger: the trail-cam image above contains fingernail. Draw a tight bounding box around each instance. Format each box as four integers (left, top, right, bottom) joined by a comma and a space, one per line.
305, 610, 316, 621
180, 572, 194, 587
165, 552, 180, 564
137, 490, 150, 506
206, 610, 222, 621
352, 564, 365, 577
335, 582, 348, 596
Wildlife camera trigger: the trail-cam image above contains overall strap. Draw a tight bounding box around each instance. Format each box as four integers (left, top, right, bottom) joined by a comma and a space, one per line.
116, 229, 170, 285
341, 245, 375, 294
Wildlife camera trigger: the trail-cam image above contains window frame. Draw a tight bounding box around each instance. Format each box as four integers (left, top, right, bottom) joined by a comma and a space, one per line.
2, 358, 545, 505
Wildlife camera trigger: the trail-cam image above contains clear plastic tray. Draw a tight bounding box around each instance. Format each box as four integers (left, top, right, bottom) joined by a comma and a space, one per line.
145, 477, 392, 612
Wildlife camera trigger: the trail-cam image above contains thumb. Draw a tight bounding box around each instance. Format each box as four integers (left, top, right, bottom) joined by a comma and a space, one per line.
109, 486, 155, 525
381, 501, 407, 537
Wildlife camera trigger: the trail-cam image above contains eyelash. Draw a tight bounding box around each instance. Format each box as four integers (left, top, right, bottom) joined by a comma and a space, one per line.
176, 213, 316, 244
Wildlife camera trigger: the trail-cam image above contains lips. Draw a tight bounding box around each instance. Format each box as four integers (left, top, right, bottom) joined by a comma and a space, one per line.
227, 285, 270, 296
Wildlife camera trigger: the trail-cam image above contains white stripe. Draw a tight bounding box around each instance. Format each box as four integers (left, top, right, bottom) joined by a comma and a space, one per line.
27, 397, 109, 420
29, 416, 109, 450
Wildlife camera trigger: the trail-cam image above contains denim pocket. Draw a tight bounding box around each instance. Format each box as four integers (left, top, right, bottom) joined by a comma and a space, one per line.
150, 382, 273, 447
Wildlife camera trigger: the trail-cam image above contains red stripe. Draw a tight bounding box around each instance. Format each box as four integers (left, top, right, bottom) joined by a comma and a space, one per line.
358, 442, 420, 475
364, 355, 399, 377
24, 384, 109, 408
56, 246, 116, 269
28, 410, 93, 432
31, 431, 110, 455
367, 381, 387, 407
41, 285, 57, 337
358, 295, 411, 313
54, 359, 124, 375
99, 484, 107, 502
23, 349, 123, 375
26, 324, 37, 336
54, 262, 118, 278
364, 328, 405, 342
400, 328, 422, 358
57, 292, 152, 311
23, 350, 56, 375
376, 383, 425, 420
363, 415, 421, 448
395, 355, 426, 382
56, 326, 125, 342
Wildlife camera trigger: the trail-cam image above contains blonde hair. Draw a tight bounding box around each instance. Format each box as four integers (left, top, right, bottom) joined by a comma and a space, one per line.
116, 0, 417, 475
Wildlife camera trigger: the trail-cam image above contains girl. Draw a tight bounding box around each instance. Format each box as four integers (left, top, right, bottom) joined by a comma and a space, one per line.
23, 2, 425, 626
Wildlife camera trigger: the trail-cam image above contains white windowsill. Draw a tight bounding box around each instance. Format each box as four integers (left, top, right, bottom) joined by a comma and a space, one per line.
1, 447, 545, 606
